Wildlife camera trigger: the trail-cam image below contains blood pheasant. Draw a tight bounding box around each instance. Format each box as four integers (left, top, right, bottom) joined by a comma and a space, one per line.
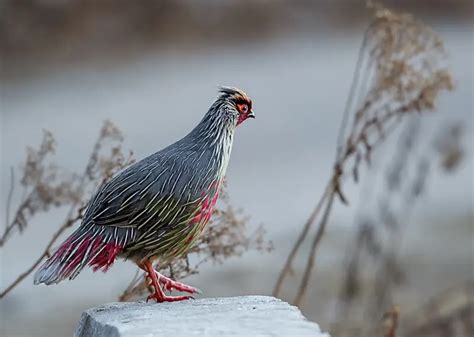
34, 87, 254, 302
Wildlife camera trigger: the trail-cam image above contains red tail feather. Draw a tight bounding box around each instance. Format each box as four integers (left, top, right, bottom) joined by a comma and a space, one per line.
34, 232, 123, 285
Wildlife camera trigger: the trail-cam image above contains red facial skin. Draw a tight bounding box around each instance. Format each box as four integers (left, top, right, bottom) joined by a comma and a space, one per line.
236, 102, 254, 125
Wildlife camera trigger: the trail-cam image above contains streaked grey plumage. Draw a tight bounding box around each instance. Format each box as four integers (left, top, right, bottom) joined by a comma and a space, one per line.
34, 87, 254, 287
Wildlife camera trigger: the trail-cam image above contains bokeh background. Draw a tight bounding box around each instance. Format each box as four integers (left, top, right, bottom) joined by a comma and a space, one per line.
1, 1, 473, 336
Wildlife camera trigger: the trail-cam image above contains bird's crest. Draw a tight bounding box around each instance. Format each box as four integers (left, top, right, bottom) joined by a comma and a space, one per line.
218, 86, 251, 105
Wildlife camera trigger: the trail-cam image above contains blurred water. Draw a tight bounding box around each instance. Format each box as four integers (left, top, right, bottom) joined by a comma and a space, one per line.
1, 22, 473, 336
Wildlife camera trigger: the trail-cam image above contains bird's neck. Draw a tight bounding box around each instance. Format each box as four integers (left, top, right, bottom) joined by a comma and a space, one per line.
187, 110, 235, 180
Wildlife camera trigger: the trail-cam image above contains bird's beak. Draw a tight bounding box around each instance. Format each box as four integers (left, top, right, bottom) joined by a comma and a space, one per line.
248, 110, 255, 119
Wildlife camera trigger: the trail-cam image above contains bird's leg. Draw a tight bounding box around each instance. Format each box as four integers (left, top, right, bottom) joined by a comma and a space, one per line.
140, 260, 193, 302
153, 270, 202, 295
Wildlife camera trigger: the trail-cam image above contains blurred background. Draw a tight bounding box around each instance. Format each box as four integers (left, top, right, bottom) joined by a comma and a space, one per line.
1, 1, 473, 336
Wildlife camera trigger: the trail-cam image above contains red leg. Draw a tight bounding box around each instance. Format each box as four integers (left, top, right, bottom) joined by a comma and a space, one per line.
154, 270, 202, 294
140, 260, 194, 303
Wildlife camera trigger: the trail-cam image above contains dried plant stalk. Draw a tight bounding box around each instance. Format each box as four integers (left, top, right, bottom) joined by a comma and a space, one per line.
0, 120, 133, 299
1, 131, 81, 246
273, 2, 453, 305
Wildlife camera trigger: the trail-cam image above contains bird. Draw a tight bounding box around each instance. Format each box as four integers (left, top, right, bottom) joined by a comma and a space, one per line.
34, 87, 255, 302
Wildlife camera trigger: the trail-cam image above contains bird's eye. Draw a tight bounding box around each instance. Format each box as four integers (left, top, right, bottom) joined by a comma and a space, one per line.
238, 104, 248, 114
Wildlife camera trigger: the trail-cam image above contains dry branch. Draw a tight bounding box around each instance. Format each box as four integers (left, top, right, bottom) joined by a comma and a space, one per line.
0, 120, 133, 299
273, 2, 453, 305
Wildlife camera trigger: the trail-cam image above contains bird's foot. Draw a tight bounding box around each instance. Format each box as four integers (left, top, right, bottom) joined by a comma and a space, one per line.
139, 259, 199, 303
155, 271, 202, 295
146, 292, 194, 303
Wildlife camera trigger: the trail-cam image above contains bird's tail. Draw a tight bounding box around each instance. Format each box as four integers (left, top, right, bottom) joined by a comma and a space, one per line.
34, 225, 131, 285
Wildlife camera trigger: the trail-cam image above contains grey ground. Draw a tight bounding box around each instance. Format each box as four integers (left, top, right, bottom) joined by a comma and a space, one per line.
75, 296, 330, 337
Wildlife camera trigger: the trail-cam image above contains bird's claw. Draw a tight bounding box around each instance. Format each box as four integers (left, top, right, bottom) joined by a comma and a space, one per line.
155, 271, 202, 295
146, 293, 194, 303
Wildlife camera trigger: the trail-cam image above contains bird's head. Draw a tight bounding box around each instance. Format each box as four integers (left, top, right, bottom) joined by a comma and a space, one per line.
216, 87, 255, 127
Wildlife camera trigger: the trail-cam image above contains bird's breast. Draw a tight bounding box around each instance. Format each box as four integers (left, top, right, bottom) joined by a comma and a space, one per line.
188, 178, 221, 226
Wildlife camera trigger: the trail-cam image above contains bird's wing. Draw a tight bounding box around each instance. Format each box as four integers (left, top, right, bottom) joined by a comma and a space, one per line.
84, 154, 202, 231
